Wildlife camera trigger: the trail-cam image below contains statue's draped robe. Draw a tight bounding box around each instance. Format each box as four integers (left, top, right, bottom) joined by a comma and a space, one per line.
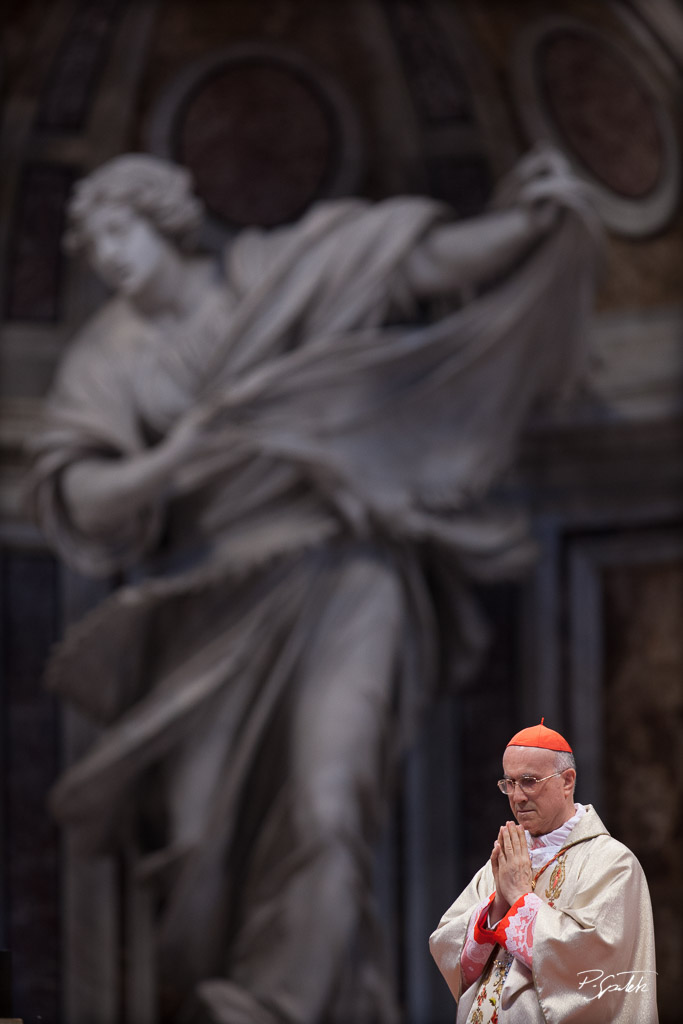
29, 194, 600, 1021
429, 806, 658, 1024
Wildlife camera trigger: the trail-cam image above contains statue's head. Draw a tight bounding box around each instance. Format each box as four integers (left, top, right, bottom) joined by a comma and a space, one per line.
64, 155, 204, 296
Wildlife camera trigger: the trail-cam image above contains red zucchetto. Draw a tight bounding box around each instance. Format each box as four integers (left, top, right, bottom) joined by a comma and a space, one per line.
506, 717, 572, 752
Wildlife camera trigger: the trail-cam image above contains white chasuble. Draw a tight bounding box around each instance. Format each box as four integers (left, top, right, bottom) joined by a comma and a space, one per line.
430, 805, 658, 1023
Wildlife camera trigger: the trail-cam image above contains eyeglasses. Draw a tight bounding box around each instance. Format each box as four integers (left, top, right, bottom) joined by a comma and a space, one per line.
497, 771, 565, 796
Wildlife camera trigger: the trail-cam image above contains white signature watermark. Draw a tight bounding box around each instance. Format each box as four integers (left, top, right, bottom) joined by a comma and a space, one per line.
577, 969, 657, 1001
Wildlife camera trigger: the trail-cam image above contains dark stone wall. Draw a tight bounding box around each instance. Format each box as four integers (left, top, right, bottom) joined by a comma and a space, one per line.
604, 561, 683, 1021
0, 549, 62, 1023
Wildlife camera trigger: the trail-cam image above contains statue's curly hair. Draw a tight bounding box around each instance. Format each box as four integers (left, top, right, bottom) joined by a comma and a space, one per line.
64, 154, 205, 253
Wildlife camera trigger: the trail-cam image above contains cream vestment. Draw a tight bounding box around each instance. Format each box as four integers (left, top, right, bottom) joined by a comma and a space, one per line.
430, 805, 658, 1023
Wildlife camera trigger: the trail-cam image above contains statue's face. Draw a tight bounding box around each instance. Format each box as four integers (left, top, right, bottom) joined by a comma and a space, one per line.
85, 204, 172, 296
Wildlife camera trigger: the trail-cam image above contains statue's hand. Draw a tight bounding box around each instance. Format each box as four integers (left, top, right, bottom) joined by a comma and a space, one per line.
518, 177, 564, 232
493, 143, 593, 230
163, 397, 228, 465
513, 143, 572, 186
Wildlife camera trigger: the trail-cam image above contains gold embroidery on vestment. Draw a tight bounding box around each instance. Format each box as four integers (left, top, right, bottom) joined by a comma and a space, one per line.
545, 854, 567, 901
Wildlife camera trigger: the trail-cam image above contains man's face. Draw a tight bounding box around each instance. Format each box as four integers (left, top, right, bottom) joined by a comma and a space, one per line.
501, 745, 576, 836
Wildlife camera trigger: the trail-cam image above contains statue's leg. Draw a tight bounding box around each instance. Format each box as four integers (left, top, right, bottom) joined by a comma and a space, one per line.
199, 552, 404, 1024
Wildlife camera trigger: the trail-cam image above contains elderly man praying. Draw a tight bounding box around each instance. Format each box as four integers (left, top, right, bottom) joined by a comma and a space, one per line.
429, 721, 658, 1023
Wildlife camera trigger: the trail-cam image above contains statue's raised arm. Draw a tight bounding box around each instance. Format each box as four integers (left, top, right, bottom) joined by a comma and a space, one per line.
29, 146, 600, 576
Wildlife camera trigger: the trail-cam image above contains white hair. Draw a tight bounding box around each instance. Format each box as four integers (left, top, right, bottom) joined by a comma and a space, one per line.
554, 749, 576, 795
554, 750, 576, 773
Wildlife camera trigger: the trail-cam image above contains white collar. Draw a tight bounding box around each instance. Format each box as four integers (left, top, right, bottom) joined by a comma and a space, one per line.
525, 803, 586, 869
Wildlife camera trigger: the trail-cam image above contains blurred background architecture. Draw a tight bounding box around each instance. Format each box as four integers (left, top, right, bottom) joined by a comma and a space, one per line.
1, 1, 682, 1022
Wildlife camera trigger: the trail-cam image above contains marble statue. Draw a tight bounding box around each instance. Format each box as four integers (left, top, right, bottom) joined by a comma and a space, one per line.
28, 148, 602, 1024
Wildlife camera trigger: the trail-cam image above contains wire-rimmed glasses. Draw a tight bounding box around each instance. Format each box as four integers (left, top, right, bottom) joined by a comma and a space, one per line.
497, 771, 565, 796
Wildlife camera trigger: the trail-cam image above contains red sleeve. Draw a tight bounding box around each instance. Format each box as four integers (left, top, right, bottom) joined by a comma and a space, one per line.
472, 892, 542, 970
460, 894, 497, 988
